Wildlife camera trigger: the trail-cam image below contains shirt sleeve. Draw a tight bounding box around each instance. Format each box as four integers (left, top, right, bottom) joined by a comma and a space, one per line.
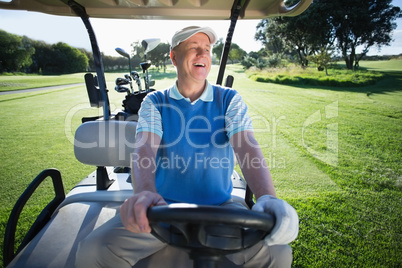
225, 92, 253, 139
136, 96, 163, 138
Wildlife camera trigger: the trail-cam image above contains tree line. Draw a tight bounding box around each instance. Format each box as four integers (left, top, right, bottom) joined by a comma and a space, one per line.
1, 0, 401, 74
0, 29, 174, 74
0, 28, 244, 74
0, 29, 87, 74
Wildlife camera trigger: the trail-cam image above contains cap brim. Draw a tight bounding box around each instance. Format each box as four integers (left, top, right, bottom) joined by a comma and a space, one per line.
171, 26, 217, 50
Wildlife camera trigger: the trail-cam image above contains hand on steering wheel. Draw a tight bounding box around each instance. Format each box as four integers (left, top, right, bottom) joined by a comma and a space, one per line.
120, 191, 167, 233
252, 195, 299, 245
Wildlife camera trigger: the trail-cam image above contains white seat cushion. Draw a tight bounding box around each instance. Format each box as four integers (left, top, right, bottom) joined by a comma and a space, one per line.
74, 120, 137, 167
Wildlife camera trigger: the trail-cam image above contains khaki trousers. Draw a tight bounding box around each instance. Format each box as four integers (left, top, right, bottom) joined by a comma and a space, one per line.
75, 200, 292, 268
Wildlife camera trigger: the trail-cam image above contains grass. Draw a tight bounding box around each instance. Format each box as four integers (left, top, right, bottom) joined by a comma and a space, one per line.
0, 61, 401, 267
229, 61, 402, 266
0, 73, 84, 92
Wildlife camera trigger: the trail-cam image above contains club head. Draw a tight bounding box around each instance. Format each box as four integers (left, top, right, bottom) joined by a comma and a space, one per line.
131, 71, 140, 80
115, 77, 130, 86
115, 47, 130, 58
141, 38, 161, 54
115, 85, 130, 93
140, 61, 152, 72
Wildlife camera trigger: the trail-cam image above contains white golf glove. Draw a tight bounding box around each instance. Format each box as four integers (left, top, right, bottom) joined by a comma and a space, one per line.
252, 195, 299, 246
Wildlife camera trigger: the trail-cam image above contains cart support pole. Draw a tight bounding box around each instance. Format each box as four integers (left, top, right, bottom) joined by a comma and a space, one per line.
216, 0, 249, 85
63, 0, 111, 120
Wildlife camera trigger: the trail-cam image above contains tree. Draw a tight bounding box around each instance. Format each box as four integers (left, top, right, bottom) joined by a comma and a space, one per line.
307, 47, 334, 75
30, 40, 53, 73
147, 42, 170, 72
0, 30, 34, 72
228, 44, 245, 64
80, 48, 95, 71
100, 53, 127, 71
212, 38, 245, 64
255, 19, 287, 55
46, 42, 88, 74
255, 0, 401, 70
0, 30, 89, 74
130, 41, 145, 69
327, 0, 401, 69
129, 41, 170, 72
255, 0, 334, 68
212, 38, 224, 62
256, 17, 315, 67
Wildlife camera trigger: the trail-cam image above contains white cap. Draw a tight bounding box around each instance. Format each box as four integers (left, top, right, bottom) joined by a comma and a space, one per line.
171, 26, 217, 50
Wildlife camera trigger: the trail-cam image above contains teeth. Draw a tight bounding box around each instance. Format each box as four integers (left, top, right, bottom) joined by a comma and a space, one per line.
194, 63, 205, 67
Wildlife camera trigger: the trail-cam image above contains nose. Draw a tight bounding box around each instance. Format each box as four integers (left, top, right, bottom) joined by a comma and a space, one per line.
197, 48, 209, 57
197, 48, 210, 58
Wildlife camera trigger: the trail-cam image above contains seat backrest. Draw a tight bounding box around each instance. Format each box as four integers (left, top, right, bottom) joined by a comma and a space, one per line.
74, 120, 137, 167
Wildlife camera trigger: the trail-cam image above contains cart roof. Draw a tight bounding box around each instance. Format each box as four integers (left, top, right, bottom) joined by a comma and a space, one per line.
0, 0, 312, 20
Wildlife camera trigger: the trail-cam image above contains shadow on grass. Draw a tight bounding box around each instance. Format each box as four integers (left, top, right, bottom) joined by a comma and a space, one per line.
364, 71, 402, 95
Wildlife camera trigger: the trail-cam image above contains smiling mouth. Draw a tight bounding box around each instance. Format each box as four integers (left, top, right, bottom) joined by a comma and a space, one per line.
194, 63, 205, 67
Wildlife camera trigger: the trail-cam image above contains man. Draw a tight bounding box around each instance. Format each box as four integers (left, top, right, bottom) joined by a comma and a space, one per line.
76, 26, 298, 267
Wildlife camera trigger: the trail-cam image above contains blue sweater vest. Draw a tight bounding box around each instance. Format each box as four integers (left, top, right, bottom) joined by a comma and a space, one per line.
148, 85, 237, 205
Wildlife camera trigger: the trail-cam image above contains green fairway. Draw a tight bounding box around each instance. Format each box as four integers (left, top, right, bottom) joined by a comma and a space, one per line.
0, 73, 85, 92
0, 61, 401, 267
224, 62, 402, 266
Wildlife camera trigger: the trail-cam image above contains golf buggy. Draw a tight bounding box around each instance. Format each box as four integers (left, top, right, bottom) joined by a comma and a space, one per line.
1, 0, 312, 267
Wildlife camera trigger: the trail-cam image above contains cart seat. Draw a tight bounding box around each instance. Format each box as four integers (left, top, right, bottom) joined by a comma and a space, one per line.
74, 120, 137, 167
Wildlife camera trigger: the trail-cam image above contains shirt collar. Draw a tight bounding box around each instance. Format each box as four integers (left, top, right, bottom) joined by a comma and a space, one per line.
169, 80, 213, 104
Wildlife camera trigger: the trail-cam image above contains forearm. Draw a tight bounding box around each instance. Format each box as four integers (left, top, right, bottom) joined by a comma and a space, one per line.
240, 150, 276, 199
131, 147, 156, 194
122, 132, 165, 234
231, 131, 276, 199
131, 132, 160, 194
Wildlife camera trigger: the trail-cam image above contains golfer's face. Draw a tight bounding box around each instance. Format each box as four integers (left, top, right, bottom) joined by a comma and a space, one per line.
171, 33, 212, 83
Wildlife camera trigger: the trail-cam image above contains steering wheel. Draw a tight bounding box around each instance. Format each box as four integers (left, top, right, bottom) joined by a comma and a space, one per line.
147, 204, 275, 267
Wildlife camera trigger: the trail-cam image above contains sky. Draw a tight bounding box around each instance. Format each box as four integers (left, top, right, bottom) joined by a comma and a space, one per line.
0, 1, 401, 57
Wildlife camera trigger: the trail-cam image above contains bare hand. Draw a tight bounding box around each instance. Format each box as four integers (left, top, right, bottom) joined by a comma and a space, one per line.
120, 191, 167, 233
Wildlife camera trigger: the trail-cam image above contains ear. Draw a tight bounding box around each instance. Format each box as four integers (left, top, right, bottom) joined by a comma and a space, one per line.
170, 50, 177, 66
